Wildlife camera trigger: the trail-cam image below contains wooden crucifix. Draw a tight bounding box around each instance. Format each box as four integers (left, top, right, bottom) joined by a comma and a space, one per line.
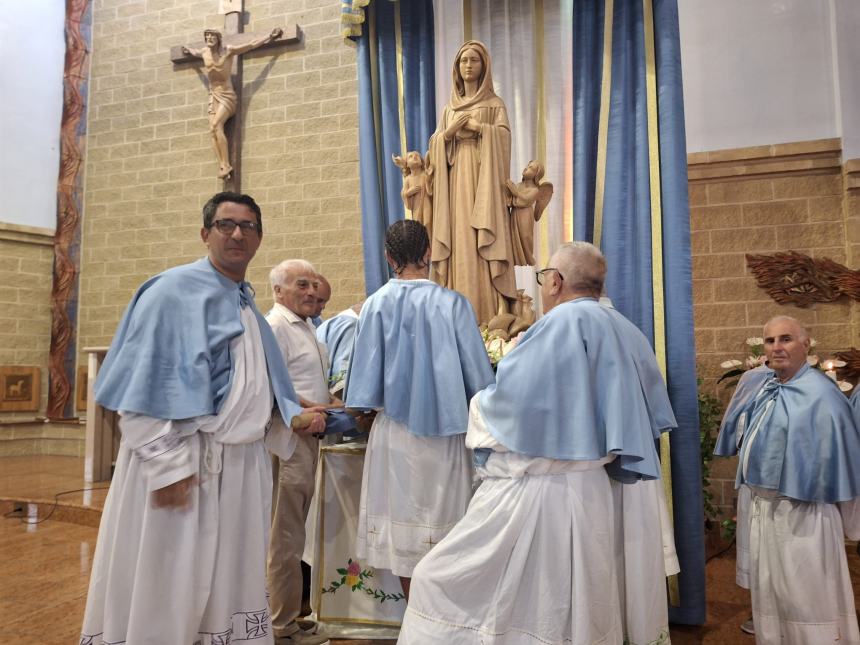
171, 0, 300, 191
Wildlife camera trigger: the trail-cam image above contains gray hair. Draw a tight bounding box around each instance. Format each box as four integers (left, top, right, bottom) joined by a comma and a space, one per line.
551, 241, 607, 295
269, 259, 316, 290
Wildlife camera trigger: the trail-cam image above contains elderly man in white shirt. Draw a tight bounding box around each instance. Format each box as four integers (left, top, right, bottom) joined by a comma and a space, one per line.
266, 259, 337, 645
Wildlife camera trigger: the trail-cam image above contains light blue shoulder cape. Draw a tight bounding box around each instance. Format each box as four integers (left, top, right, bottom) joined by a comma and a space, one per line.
713, 366, 773, 456
316, 312, 359, 383
720, 363, 860, 503
344, 279, 495, 437
479, 298, 676, 481
95, 257, 303, 422
852, 387, 860, 421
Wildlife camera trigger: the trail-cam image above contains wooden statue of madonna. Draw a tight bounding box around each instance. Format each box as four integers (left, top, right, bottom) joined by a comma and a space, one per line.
394, 41, 554, 329
427, 40, 518, 326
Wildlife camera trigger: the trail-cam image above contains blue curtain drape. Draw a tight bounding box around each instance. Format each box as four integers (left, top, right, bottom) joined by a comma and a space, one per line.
356, 0, 704, 625
573, 0, 705, 625
356, 0, 436, 295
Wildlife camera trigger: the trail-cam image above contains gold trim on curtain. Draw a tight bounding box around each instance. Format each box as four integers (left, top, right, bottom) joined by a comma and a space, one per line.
394, 2, 407, 157
643, 0, 679, 608
534, 0, 550, 265
593, 0, 614, 249
463, 0, 473, 41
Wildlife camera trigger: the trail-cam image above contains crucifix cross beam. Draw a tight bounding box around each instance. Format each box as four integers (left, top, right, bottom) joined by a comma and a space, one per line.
170, 1, 300, 191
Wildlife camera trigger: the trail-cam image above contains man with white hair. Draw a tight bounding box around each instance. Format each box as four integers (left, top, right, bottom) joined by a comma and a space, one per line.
714, 316, 860, 644
399, 242, 677, 645
266, 259, 334, 645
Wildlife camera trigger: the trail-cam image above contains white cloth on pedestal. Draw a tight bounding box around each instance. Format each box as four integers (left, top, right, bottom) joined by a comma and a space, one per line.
81, 307, 279, 645
398, 396, 623, 645
749, 486, 860, 645
356, 412, 473, 578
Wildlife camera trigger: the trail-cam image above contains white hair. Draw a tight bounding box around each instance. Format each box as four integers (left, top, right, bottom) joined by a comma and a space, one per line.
763, 315, 810, 342
550, 241, 607, 295
269, 259, 316, 289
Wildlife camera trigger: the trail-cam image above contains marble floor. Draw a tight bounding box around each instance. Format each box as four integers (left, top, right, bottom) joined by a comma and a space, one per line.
2, 455, 859, 644
0, 455, 109, 510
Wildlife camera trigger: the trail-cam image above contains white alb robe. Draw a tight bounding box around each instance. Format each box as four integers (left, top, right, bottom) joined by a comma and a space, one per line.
749, 486, 860, 645
81, 307, 288, 645
398, 396, 624, 645
734, 483, 752, 589
610, 476, 678, 645
356, 412, 473, 578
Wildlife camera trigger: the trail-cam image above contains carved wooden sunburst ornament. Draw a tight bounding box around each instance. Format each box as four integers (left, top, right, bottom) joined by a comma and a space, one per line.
745, 251, 860, 308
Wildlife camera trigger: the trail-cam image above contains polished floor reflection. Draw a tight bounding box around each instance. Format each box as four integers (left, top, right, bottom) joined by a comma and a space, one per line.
2, 455, 858, 644
0, 455, 109, 510
0, 515, 97, 643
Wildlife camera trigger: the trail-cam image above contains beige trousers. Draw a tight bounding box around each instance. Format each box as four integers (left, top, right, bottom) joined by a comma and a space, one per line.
267, 433, 319, 637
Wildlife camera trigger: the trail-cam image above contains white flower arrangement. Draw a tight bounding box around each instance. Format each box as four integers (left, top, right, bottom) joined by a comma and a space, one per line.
482, 329, 521, 368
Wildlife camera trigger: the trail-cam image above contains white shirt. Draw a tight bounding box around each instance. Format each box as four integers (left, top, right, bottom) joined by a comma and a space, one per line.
266, 302, 331, 405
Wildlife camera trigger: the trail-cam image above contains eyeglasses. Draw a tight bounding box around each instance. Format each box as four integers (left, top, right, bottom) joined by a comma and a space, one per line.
535, 267, 564, 286
210, 218, 260, 235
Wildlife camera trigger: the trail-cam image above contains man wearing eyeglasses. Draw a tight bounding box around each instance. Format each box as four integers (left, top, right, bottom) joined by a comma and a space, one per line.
400, 242, 677, 645
81, 191, 325, 645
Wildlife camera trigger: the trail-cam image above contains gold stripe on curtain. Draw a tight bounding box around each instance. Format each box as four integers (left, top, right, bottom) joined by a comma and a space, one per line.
394, 1, 407, 157
643, 0, 679, 607
592, 0, 614, 249
394, 2, 411, 219
534, 0, 550, 265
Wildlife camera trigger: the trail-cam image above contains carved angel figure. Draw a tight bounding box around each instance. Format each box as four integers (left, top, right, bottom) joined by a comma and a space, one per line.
505, 160, 554, 267
392, 151, 434, 240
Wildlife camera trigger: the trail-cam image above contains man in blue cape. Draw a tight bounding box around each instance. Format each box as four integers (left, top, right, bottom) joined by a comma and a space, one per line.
399, 242, 677, 645
714, 316, 860, 645
316, 301, 362, 395
80, 192, 325, 645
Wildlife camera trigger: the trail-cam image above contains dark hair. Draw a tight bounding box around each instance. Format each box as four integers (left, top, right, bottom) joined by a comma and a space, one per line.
385, 220, 429, 273
202, 192, 263, 233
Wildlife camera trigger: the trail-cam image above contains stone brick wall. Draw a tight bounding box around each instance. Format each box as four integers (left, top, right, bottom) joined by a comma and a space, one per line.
0, 225, 55, 422
689, 138, 860, 517
78, 0, 362, 352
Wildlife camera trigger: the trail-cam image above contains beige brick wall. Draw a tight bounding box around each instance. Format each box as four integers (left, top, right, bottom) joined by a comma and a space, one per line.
73, 3, 859, 521
0, 226, 55, 422
78, 0, 362, 352
689, 139, 859, 516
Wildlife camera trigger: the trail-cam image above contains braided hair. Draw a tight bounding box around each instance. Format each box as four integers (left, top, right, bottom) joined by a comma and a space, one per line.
385, 220, 430, 274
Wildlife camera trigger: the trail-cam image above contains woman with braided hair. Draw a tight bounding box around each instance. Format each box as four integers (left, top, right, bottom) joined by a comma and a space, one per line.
344, 220, 495, 598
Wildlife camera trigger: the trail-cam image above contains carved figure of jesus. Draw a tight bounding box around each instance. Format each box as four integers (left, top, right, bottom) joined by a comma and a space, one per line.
182, 27, 282, 179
